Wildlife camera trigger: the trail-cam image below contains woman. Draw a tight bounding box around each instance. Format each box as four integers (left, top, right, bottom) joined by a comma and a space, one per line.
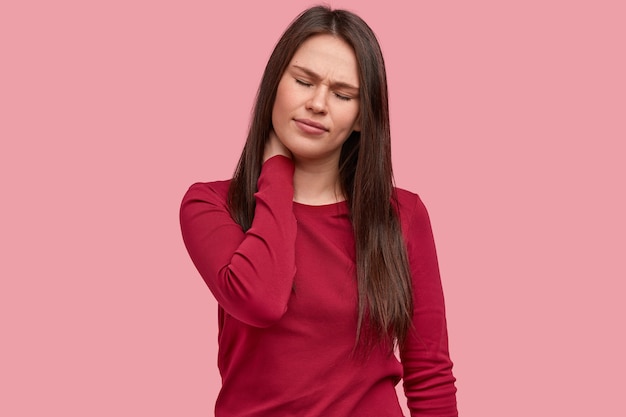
180, 6, 457, 416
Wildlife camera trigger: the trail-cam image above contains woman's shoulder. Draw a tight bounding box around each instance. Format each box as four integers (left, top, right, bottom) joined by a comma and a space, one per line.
393, 187, 423, 213
182, 179, 232, 206
393, 187, 432, 235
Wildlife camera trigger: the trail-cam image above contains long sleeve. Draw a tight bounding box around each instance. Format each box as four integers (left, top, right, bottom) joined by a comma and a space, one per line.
400, 195, 458, 416
179, 156, 297, 328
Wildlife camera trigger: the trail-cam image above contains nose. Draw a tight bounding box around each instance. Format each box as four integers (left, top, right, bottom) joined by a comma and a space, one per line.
306, 86, 328, 114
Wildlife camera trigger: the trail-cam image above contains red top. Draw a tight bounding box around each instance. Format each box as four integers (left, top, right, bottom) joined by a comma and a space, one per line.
180, 156, 457, 416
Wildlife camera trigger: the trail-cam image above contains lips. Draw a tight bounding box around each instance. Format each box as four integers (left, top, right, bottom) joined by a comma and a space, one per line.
294, 118, 328, 135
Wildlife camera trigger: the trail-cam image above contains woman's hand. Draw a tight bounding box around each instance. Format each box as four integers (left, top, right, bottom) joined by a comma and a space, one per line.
263, 129, 292, 162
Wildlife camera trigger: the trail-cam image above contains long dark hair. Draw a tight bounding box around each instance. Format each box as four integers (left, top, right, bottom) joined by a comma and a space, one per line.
228, 6, 413, 351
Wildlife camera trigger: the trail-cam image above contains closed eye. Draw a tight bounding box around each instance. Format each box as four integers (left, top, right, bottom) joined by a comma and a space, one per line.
295, 77, 353, 101
334, 92, 352, 101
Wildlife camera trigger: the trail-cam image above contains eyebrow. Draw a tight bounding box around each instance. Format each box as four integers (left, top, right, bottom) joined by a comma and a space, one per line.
291, 65, 360, 92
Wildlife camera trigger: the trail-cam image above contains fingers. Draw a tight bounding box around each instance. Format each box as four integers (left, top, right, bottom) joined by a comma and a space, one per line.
263, 130, 292, 162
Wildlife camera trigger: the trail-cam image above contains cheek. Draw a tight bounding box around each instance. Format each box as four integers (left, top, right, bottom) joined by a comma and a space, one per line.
272, 83, 290, 123
336, 107, 360, 131
271, 97, 282, 126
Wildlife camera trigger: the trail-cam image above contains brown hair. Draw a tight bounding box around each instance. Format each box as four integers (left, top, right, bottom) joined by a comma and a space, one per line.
228, 5, 413, 351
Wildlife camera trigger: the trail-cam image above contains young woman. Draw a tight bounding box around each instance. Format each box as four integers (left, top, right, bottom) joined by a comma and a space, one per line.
180, 6, 457, 417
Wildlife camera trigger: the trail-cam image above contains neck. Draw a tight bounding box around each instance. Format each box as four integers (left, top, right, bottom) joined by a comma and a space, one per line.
292, 157, 343, 205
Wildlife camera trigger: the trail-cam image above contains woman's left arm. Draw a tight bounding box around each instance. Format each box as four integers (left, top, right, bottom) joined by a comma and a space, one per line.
399, 194, 458, 417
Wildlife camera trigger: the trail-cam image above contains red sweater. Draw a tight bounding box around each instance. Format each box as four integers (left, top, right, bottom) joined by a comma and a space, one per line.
180, 156, 457, 416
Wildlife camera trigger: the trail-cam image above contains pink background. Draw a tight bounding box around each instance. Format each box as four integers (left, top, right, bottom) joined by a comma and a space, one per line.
2, 0, 624, 415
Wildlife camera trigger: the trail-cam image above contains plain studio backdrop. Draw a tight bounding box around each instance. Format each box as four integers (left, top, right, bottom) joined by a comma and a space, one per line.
1, 1, 624, 416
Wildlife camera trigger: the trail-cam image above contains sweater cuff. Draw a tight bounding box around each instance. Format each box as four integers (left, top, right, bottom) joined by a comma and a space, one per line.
257, 155, 295, 195
261, 155, 295, 176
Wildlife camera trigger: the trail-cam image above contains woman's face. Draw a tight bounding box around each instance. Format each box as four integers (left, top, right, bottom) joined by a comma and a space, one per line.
272, 34, 361, 166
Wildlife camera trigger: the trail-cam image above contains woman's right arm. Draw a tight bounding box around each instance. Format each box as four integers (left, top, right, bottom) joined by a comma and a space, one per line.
179, 156, 297, 328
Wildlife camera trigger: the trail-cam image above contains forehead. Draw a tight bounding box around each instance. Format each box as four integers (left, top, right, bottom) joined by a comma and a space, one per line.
288, 34, 359, 84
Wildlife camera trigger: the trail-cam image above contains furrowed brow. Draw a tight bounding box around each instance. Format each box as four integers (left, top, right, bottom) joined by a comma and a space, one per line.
292, 65, 359, 92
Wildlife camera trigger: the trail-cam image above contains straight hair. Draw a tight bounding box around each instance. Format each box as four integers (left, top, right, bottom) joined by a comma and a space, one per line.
228, 5, 413, 351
